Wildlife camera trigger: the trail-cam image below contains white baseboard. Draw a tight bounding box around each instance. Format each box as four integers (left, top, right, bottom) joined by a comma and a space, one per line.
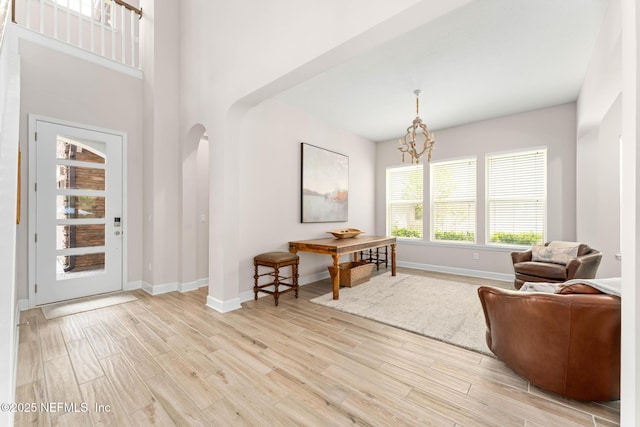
262, 264, 511, 286
239, 289, 256, 303
126, 280, 142, 291
299, 270, 330, 285
139, 264, 509, 310
140, 279, 208, 295
178, 281, 199, 292
141, 281, 178, 296
397, 261, 514, 282
206, 295, 242, 313
179, 278, 208, 293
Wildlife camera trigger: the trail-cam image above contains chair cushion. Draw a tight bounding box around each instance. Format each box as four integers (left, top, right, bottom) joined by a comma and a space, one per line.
532, 244, 579, 265
254, 251, 299, 263
547, 241, 590, 256
514, 261, 567, 280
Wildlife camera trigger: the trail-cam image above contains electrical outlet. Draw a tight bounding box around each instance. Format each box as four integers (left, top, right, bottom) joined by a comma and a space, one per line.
473, 252, 479, 260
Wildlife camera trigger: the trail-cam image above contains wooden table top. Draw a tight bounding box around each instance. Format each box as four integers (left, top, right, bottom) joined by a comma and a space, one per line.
289, 235, 396, 255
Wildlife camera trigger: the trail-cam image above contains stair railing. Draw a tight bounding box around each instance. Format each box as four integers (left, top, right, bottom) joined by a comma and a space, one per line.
11, 0, 142, 68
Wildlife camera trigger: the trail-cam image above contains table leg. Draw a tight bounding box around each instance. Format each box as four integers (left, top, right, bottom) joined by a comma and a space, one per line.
391, 243, 396, 276
328, 254, 340, 300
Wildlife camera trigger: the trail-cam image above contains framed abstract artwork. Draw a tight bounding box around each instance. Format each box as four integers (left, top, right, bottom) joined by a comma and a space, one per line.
300, 143, 348, 223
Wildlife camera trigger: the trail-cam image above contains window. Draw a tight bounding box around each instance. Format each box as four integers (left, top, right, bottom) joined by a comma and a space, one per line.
387, 165, 423, 239
431, 158, 476, 242
486, 149, 546, 245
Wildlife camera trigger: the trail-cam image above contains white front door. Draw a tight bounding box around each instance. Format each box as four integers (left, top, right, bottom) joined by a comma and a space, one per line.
34, 119, 124, 305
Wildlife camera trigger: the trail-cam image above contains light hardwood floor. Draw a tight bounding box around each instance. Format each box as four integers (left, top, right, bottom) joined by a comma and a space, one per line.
15, 268, 620, 426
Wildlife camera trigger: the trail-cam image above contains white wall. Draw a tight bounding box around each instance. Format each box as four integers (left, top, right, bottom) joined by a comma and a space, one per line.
376, 103, 577, 279
238, 99, 376, 295
139, 0, 180, 291
577, 0, 622, 137
576, 0, 622, 279
196, 137, 209, 283
618, 0, 638, 424
577, 96, 621, 277
17, 38, 144, 299
178, 0, 466, 126
177, 0, 474, 310
0, 24, 21, 427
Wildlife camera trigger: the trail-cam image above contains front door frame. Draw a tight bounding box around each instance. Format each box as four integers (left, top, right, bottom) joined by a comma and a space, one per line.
28, 114, 128, 308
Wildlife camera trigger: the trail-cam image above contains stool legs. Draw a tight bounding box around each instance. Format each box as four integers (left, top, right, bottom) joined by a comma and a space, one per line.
253, 259, 299, 306
253, 261, 260, 301
293, 262, 299, 298
273, 265, 281, 306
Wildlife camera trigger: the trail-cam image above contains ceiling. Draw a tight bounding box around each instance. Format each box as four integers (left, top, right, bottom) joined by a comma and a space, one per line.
276, 0, 609, 142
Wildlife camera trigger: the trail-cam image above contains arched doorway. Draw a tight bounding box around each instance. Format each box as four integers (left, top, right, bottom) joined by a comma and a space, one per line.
181, 124, 209, 291
195, 133, 210, 286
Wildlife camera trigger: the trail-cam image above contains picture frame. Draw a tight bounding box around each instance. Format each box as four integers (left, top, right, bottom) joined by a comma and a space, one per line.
300, 143, 348, 223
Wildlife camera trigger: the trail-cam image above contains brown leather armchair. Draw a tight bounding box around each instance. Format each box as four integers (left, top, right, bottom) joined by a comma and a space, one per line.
511, 241, 602, 289
477, 285, 620, 401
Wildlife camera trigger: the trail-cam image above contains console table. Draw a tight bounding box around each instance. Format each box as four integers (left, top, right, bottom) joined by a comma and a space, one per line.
289, 235, 396, 300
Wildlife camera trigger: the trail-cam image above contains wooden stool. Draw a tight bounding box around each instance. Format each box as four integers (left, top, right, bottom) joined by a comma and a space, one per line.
253, 252, 299, 306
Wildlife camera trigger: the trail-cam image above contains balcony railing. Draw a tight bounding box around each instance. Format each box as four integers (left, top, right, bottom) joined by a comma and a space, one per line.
11, 0, 141, 68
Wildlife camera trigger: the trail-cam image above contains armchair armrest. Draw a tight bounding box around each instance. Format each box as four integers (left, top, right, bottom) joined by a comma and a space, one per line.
511, 249, 532, 264
566, 251, 603, 279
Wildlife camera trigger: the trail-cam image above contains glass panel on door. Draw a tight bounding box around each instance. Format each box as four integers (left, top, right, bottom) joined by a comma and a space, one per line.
56, 138, 106, 163
56, 195, 106, 219
56, 253, 106, 281
56, 225, 105, 249
55, 135, 107, 281
57, 164, 106, 190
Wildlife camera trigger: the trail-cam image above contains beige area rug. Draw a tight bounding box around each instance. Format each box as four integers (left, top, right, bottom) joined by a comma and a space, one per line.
41, 292, 137, 320
310, 272, 492, 356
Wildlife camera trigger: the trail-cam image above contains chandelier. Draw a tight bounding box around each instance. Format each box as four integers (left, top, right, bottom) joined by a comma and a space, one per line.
398, 89, 436, 163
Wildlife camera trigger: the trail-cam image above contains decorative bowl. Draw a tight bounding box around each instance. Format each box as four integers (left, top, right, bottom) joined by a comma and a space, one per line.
328, 228, 363, 239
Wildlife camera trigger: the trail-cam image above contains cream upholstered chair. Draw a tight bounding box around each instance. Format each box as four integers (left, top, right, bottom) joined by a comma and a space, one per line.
511, 241, 602, 289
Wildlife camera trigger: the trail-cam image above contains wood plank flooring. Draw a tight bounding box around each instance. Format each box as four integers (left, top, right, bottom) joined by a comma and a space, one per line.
14, 268, 620, 426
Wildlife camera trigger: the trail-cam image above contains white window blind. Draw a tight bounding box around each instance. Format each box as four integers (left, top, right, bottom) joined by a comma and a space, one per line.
431, 158, 476, 242
486, 149, 546, 245
387, 165, 423, 239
